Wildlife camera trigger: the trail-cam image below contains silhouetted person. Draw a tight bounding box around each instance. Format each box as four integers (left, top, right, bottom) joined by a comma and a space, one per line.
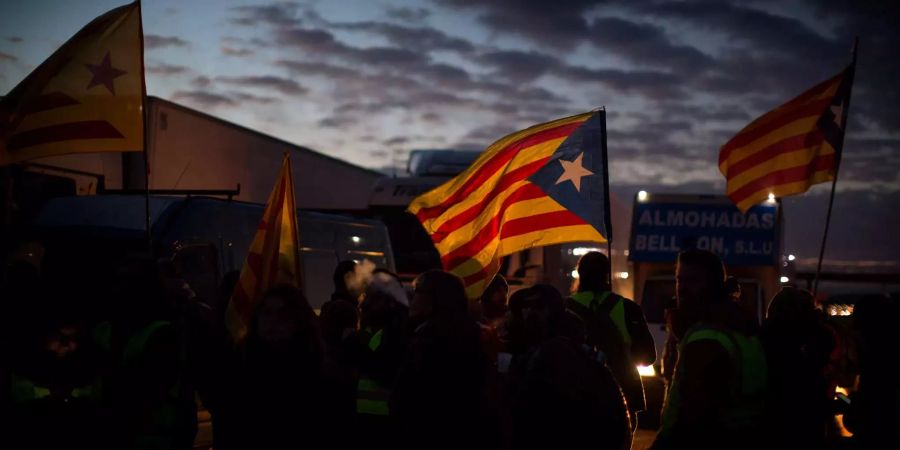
762, 287, 835, 450
481, 274, 509, 324
652, 250, 768, 450
844, 294, 900, 448
101, 256, 196, 450
320, 261, 361, 425
510, 284, 631, 450
392, 270, 495, 449
355, 269, 409, 446
566, 251, 655, 430
230, 284, 327, 450
10, 296, 105, 449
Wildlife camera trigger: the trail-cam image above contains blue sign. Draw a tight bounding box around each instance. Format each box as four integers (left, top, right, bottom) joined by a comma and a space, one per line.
629, 200, 779, 266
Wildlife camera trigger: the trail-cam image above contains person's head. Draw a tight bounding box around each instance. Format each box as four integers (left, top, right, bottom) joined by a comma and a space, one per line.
675, 249, 726, 310
360, 269, 407, 329
766, 287, 816, 327
577, 251, 611, 292
252, 283, 317, 346
333, 260, 357, 296
110, 256, 170, 325
480, 275, 509, 321
411, 270, 467, 323
518, 284, 565, 344
44, 323, 81, 360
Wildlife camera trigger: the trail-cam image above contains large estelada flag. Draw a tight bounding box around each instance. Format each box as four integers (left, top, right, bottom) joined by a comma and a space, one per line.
226, 154, 303, 342
409, 111, 611, 298
0, 2, 144, 165
719, 63, 855, 212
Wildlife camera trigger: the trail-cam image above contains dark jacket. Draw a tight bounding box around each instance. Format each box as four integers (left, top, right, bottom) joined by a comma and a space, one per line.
391, 317, 497, 449
566, 291, 656, 412
511, 335, 631, 450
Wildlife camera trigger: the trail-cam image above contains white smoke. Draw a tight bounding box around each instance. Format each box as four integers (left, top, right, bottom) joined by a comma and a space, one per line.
344, 259, 376, 301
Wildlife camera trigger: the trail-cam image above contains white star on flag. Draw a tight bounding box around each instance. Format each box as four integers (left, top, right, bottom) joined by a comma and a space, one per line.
555, 152, 594, 192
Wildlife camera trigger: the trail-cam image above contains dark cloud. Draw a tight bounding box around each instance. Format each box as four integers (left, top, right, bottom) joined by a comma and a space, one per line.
146, 63, 189, 76
221, 46, 254, 57
462, 123, 517, 144
634, 1, 836, 60
233, 92, 279, 105
437, 0, 599, 49
191, 76, 212, 88
655, 104, 751, 123
555, 65, 686, 99
0, 52, 17, 62
229, 2, 301, 27
589, 17, 714, 72
6, 36, 23, 43
386, 6, 431, 23
369, 149, 391, 158
416, 63, 472, 87
144, 34, 189, 49
421, 112, 443, 122
383, 136, 410, 146
216, 75, 307, 96
276, 60, 357, 78
476, 49, 558, 82
333, 21, 474, 53
171, 90, 235, 108
275, 27, 430, 70
319, 115, 357, 128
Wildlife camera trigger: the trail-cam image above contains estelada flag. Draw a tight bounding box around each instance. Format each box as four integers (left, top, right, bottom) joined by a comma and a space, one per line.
719, 63, 855, 212
0, 2, 144, 165
226, 154, 303, 342
409, 111, 611, 299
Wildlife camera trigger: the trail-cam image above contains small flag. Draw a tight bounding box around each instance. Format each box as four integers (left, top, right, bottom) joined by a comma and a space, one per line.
0, 2, 144, 165
719, 64, 855, 212
409, 111, 610, 299
226, 154, 303, 342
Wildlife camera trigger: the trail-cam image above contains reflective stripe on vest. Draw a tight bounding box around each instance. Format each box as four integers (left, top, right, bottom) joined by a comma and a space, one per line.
11, 375, 52, 403
570, 291, 631, 347
123, 320, 184, 446
659, 326, 767, 439
368, 328, 384, 351
357, 377, 390, 416
12, 374, 98, 403
357, 328, 390, 416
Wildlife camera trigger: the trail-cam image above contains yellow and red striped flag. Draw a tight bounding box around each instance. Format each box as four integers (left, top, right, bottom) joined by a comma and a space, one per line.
409, 111, 611, 299
719, 63, 855, 212
0, 2, 144, 165
226, 154, 303, 342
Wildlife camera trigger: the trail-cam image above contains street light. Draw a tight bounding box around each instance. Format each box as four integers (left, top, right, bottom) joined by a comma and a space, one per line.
637, 190, 649, 202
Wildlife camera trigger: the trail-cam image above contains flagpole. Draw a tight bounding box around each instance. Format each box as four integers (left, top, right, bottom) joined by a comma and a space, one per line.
136, 0, 152, 254
599, 107, 614, 289
813, 37, 858, 297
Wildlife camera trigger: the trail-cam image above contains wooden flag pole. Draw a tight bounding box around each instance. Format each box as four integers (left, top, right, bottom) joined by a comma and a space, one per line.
813, 37, 858, 296
599, 107, 614, 289
137, 0, 152, 254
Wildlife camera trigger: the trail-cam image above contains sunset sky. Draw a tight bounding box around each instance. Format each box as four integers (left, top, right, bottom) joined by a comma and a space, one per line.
2, 0, 898, 267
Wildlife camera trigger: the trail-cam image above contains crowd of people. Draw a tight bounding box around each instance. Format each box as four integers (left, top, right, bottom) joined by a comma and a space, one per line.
5, 247, 899, 450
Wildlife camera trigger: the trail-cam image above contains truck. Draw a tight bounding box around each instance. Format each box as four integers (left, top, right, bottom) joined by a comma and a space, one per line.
627, 192, 783, 426
27, 194, 395, 310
